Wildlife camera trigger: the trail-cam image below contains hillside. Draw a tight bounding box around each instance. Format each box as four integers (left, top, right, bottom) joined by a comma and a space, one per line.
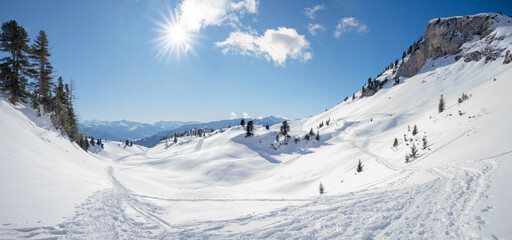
0, 95, 110, 230
1, 12, 511, 239
134, 116, 286, 147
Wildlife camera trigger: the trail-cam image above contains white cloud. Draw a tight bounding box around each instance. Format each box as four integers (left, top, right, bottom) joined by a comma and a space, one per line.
230, 112, 238, 119
305, 4, 326, 20
307, 23, 325, 36
242, 112, 251, 118
215, 27, 312, 66
177, 0, 259, 32
333, 17, 370, 38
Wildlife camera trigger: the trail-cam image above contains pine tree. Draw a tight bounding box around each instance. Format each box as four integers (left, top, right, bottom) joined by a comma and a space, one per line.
84, 136, 89, 151
275, 134, 279, 142
319, 183, 325, 195
393, 137, 398, 148
0, 20, 32, 104
438, 94, 445, 113
240, 119, 245, 127
125, 139, 129, 145
405, 154, 410, 163
356, 159, 364, 172
422, 136, 427, 150
412, 125, 418, 136
30, 30, 53, 106
245, 120, 254, 137
265, 124, 269, 130
174, 136, 178, 143
410, 144, 418, 158
280, 121, 290, 136
315, 130, 320, 141
309, 128, 314, 136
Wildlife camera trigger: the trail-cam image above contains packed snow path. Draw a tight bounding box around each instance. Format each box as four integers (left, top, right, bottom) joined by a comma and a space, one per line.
0, 167, 170, 239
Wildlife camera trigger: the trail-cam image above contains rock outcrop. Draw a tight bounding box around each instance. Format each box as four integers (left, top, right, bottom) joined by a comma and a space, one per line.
396, 14, 496, 78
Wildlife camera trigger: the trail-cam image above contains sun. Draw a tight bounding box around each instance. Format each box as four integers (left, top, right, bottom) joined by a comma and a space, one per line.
153, 8, 197, 62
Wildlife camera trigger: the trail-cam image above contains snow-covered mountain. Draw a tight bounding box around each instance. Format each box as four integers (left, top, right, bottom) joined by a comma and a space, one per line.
1, 12, 512, 239
79, 119, 200, 141
134, 116, 287, 147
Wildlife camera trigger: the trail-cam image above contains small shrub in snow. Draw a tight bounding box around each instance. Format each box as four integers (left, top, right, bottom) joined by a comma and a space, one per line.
422, 136, 427, 150
319, 183, 325, 195
356, 160, 364, 172
438, 94, 445, 113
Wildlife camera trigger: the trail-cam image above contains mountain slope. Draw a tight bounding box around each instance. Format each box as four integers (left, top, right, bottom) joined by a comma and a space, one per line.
134, 116, 286, 147
0, 96, 110, 229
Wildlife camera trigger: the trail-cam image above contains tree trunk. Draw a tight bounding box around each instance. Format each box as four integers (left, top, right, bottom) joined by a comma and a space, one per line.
10, 90, 16, 104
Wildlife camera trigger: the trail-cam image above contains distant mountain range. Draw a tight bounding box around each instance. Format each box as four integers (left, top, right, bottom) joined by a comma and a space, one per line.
134, 116, 287, 147
79, 119, 201, 141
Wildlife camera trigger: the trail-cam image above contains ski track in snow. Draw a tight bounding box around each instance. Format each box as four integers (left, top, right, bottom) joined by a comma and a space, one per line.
162, 160, 496, 239
0, 156, 500, 239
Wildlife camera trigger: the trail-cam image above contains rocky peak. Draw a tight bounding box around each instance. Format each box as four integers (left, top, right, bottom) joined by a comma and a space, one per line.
396, 13, 508, 79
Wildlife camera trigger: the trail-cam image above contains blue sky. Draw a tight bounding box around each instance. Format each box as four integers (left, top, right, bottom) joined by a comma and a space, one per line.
1, 0, 510, 123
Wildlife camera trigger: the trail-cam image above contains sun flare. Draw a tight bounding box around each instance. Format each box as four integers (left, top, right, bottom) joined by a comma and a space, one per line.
153, 9, 197, 61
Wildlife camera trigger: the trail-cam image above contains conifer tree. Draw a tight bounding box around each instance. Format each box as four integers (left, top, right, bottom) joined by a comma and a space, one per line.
315, 130, 320, 141
125, 139, 129, 145
438, 94, 445, 113
0, 20, 32, 104
246, 120, 254, 137
280, 121, 290, 136
265, 124, 269, 130
309, 128, 314, 136
393, 137, 398, 148
240, 119, 245, 127
356, 159, 364, 172
30, 30, 53, 106
319, 183, 325, 195
410, 144, 418, 158
422, 136, 428, 150
412, 125, 418, 136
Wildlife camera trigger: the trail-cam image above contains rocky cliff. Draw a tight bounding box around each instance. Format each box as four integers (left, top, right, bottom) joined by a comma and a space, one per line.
396, 13, 510, 79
